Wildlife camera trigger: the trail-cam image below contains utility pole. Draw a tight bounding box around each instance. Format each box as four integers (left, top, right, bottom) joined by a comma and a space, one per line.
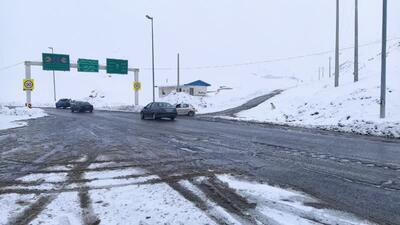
322, 67, 325, 78
146, 15, 155, 102
335, 0, 340, 87
380, 0, 387, 118
318, 67, 321, 80
177, 53, 180, 92
329, 56, 332, 78
48, 47, 57, 101
354, 0, 359, 82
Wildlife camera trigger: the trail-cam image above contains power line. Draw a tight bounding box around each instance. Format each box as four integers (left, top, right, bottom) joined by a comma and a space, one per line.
0, 62, 24, 72
1, 37, 398, 73
142, 37, 400, 71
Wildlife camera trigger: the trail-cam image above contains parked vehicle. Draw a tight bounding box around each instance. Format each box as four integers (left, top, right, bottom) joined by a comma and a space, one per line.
55, 99, 71, 109
175, 103, 196, 116
140, 102, 177, 120
70, 101, 93, 113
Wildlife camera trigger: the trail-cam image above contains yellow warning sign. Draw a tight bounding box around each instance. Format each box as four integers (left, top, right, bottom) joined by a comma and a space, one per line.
133, 82, 142, 91
23, 79, 35, 91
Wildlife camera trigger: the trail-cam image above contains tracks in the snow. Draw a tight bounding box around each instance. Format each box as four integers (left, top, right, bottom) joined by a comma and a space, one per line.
0, 155, 264, 225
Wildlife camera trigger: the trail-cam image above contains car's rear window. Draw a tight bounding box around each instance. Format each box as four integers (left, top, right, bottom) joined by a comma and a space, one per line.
157, 103, 173, 108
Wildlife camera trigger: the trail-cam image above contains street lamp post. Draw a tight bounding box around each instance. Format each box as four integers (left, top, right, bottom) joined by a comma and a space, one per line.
146, 15, 155, 102
48, 47, 57, 101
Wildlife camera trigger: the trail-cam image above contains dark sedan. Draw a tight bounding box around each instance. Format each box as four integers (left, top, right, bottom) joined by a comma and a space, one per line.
55, 99, 71, 109
70, 101, 93, 113
140, 102, 177, 120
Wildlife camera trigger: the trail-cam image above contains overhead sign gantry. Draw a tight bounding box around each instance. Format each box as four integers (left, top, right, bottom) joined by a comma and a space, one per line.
24, 53, 140, 108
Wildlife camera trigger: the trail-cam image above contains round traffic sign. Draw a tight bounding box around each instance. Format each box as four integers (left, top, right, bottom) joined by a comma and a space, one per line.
24, 80, 33, 88
133, 82, 141, 91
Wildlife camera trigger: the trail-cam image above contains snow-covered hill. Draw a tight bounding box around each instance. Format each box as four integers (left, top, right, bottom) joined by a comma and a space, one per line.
234, 41, 400, 138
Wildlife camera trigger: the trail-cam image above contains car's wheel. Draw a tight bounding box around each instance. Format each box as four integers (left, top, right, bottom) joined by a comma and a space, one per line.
171, 117, 175, 121
89, 110, 93, 113
71, 109, 74, 113
188, 111, 195, 117
63, 107, 66, 109
152, 113, 157, 120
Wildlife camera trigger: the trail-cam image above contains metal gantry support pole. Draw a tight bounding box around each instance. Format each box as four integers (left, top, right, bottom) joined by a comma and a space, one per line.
380, 0, 388, 119
335, 0, 340, 87
354, 0, 359, 82
134, 69, 140, 106
25, 62, 32, 107
329, 56, 332, 78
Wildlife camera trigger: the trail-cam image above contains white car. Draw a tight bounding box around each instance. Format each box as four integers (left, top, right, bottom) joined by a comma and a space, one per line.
175, 103, 196, 116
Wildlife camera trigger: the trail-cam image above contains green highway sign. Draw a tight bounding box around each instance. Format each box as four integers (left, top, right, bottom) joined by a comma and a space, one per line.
106, 58, 128, 74
42, 53, 70, 71
78, 59, 99, 72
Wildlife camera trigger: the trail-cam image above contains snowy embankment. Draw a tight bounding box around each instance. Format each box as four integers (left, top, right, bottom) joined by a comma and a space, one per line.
0, 105, 47, 130
235, 42, 400, 138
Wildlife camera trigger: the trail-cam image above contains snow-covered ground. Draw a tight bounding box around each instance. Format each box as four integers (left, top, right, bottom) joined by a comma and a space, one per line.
221, 41, 400, 138
0, 157, 375, 225
0, 105, 47, 130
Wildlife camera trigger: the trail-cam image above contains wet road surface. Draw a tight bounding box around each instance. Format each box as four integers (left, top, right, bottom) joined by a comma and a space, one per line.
0, 108, 399, 225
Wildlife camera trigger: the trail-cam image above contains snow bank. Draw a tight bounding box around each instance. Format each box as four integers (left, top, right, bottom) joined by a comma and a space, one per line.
236, 42, 400, 138
82, 90, 141, 112
0, 105, 47, 130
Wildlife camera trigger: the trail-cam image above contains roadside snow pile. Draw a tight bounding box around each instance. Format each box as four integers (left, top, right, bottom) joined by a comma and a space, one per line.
82, 90, 143, 112
236, 42, 400, 138
0, 105, 47, 130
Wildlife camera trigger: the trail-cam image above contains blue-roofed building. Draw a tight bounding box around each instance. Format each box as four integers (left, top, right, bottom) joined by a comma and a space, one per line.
184, 80, 211, 87
159, 80, 211, 97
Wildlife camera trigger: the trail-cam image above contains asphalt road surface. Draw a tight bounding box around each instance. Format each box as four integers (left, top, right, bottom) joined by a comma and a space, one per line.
0, 109, 399, 225
205, 90, 282, 117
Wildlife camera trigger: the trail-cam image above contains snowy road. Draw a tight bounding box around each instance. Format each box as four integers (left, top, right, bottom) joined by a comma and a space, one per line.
0, 109, 399, 225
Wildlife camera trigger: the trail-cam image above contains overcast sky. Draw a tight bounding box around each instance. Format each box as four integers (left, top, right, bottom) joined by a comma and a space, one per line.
1, 0, 399, 102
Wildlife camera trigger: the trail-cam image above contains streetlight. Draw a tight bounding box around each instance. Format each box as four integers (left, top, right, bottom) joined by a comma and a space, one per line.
48, 47, 57, 101
146, 15, 155, 102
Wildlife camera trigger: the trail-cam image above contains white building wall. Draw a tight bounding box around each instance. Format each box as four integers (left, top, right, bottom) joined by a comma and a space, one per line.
159, 85, 208, 97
